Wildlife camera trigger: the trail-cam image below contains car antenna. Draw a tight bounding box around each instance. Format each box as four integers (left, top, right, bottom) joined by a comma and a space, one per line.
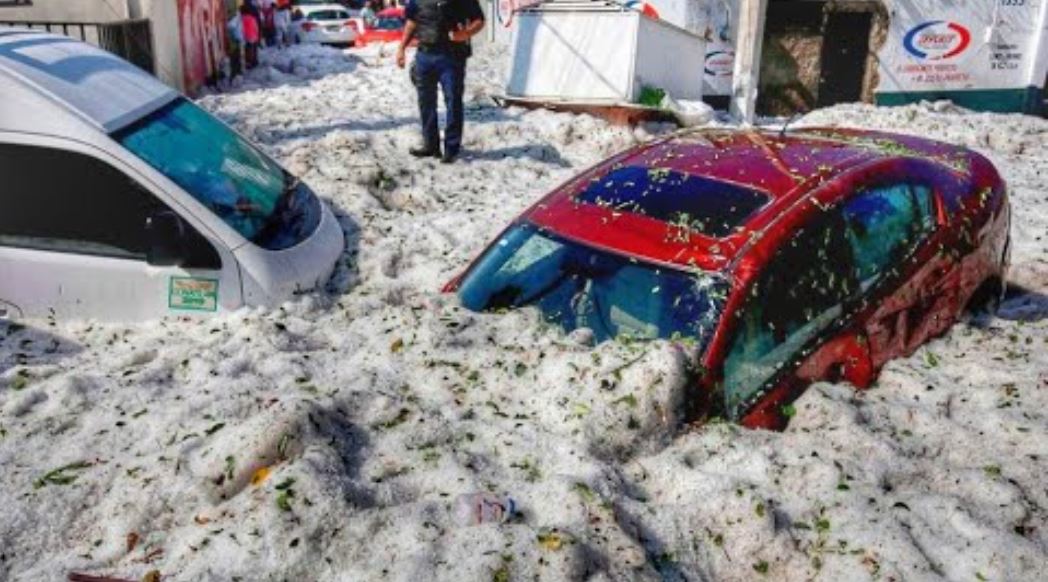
779, 112, 803, 138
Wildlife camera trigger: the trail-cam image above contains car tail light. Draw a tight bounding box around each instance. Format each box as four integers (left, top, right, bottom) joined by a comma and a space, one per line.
346, 20, 359, 31
302, 21, 317, 32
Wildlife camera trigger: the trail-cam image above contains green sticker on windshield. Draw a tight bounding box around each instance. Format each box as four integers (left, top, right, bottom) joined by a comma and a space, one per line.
169, 277, 219, 312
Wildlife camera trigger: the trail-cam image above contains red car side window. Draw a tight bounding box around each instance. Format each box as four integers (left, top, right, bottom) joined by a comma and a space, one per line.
722, 182, 935, 418
722, 209, 857, 418
842, 183, 935, 289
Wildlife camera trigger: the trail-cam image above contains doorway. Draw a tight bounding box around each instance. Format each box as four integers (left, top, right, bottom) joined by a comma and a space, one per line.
817, 10, 873, 107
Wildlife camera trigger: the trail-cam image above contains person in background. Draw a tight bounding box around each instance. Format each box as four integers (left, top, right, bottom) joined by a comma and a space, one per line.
226, 7, 244, 78
241, 4, 261, 69
396, 0, 485, 164
244, 0, 261, 18
275, 0, 293, 48
261, 0, 277, 47
360, 0, 377, 28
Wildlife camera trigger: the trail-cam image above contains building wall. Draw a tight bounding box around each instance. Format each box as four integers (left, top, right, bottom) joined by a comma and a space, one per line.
0, 0, 229, 95
757, 0, 887, 116
172, 0, 226, 95
128, 0, 184, 91
0, 0, 129, 22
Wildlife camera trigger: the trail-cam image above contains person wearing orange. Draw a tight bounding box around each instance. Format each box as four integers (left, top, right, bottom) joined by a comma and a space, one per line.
241, 4, 261, 69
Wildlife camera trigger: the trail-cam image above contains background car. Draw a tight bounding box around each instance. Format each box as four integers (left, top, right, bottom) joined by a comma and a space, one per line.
0, 28, 344, 321
355, 7, 409, 47
447, 128, 1010, 429
291, 3, 360, 46
294, 0, 364, 8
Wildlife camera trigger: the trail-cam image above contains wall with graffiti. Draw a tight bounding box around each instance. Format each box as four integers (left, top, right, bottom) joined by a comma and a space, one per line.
176, 0, 226, 95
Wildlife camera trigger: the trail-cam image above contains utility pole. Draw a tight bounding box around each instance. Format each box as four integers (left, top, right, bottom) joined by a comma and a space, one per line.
730, 0, 768, 125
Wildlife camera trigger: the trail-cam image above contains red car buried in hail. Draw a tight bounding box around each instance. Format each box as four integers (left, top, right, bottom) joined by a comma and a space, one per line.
446, 128, 1011, 429
354, 7, 411, 47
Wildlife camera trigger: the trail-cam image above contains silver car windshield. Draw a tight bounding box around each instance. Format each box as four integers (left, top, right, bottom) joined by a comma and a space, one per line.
114, 98, 320, 251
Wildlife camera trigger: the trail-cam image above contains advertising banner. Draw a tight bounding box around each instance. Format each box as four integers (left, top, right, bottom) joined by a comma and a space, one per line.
646, 0, 737, 97
699, 0, 736, 98
876, 0, 1047, 113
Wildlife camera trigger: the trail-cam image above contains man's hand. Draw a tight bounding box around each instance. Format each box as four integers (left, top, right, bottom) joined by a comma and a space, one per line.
398, 19, 416, 68
448, 19, 483, 43
448, 23, 470, 43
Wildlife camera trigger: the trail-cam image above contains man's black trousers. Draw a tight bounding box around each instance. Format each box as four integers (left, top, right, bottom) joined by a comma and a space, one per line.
414, 49, 467, 155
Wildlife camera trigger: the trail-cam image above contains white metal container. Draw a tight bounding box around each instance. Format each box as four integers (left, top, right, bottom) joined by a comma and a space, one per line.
506, 4, 706, 104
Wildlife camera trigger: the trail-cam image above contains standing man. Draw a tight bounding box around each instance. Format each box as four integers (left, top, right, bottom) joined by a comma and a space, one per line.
396, 0, 485, 164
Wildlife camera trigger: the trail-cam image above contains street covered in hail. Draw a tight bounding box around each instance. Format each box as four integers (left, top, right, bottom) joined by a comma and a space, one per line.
1, 43, 1047, 580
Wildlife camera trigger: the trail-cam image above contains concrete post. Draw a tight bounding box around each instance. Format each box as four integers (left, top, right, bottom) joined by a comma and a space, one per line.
730, 0, 768, 125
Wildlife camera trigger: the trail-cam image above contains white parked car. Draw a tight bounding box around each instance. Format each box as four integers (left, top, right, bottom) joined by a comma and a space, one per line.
291, 3, 360, 45
0, 28, 345, 321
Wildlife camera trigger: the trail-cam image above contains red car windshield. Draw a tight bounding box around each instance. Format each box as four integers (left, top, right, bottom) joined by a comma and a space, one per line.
373, 17, 403, 30
458, 223, 730, 345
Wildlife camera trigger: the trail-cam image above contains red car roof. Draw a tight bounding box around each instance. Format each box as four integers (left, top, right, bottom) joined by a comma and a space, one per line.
524, 128, 980, 273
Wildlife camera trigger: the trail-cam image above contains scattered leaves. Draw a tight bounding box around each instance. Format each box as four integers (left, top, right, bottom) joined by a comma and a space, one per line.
224, 456, 236, 481
536, 529, 565, 551
251, 466, 272, 486
276, 477, 296, 511
34, 461, 92, 489
572, 482, 596, 502
277, 433, 293, 459
375, 408, 411, 430
923, 351, 939, 368
11, 369, 29, 391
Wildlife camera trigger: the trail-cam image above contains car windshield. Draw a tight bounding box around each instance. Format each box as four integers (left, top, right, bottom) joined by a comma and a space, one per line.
310, 10, 350, 20
374, 17, 403, 29
114, 98, 320, 251
458, 224, 730, 346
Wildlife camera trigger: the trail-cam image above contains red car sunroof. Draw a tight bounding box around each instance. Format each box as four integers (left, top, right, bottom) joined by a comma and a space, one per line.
575, 166, 771, 238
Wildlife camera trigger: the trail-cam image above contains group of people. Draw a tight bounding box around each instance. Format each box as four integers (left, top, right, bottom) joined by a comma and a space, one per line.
226, 0, 293, 75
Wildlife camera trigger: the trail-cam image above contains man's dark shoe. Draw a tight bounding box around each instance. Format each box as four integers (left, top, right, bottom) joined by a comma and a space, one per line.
410, 146, 441, 158
441, 150, 459, 164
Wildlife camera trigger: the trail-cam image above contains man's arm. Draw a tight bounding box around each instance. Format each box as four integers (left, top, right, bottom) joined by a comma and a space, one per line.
396, 19, 417, 68
448, 18, 483, 43
450, 0, 485, 43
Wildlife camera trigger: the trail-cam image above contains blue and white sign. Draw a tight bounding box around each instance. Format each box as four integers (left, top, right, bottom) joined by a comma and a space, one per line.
877, 0, 1047, 112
